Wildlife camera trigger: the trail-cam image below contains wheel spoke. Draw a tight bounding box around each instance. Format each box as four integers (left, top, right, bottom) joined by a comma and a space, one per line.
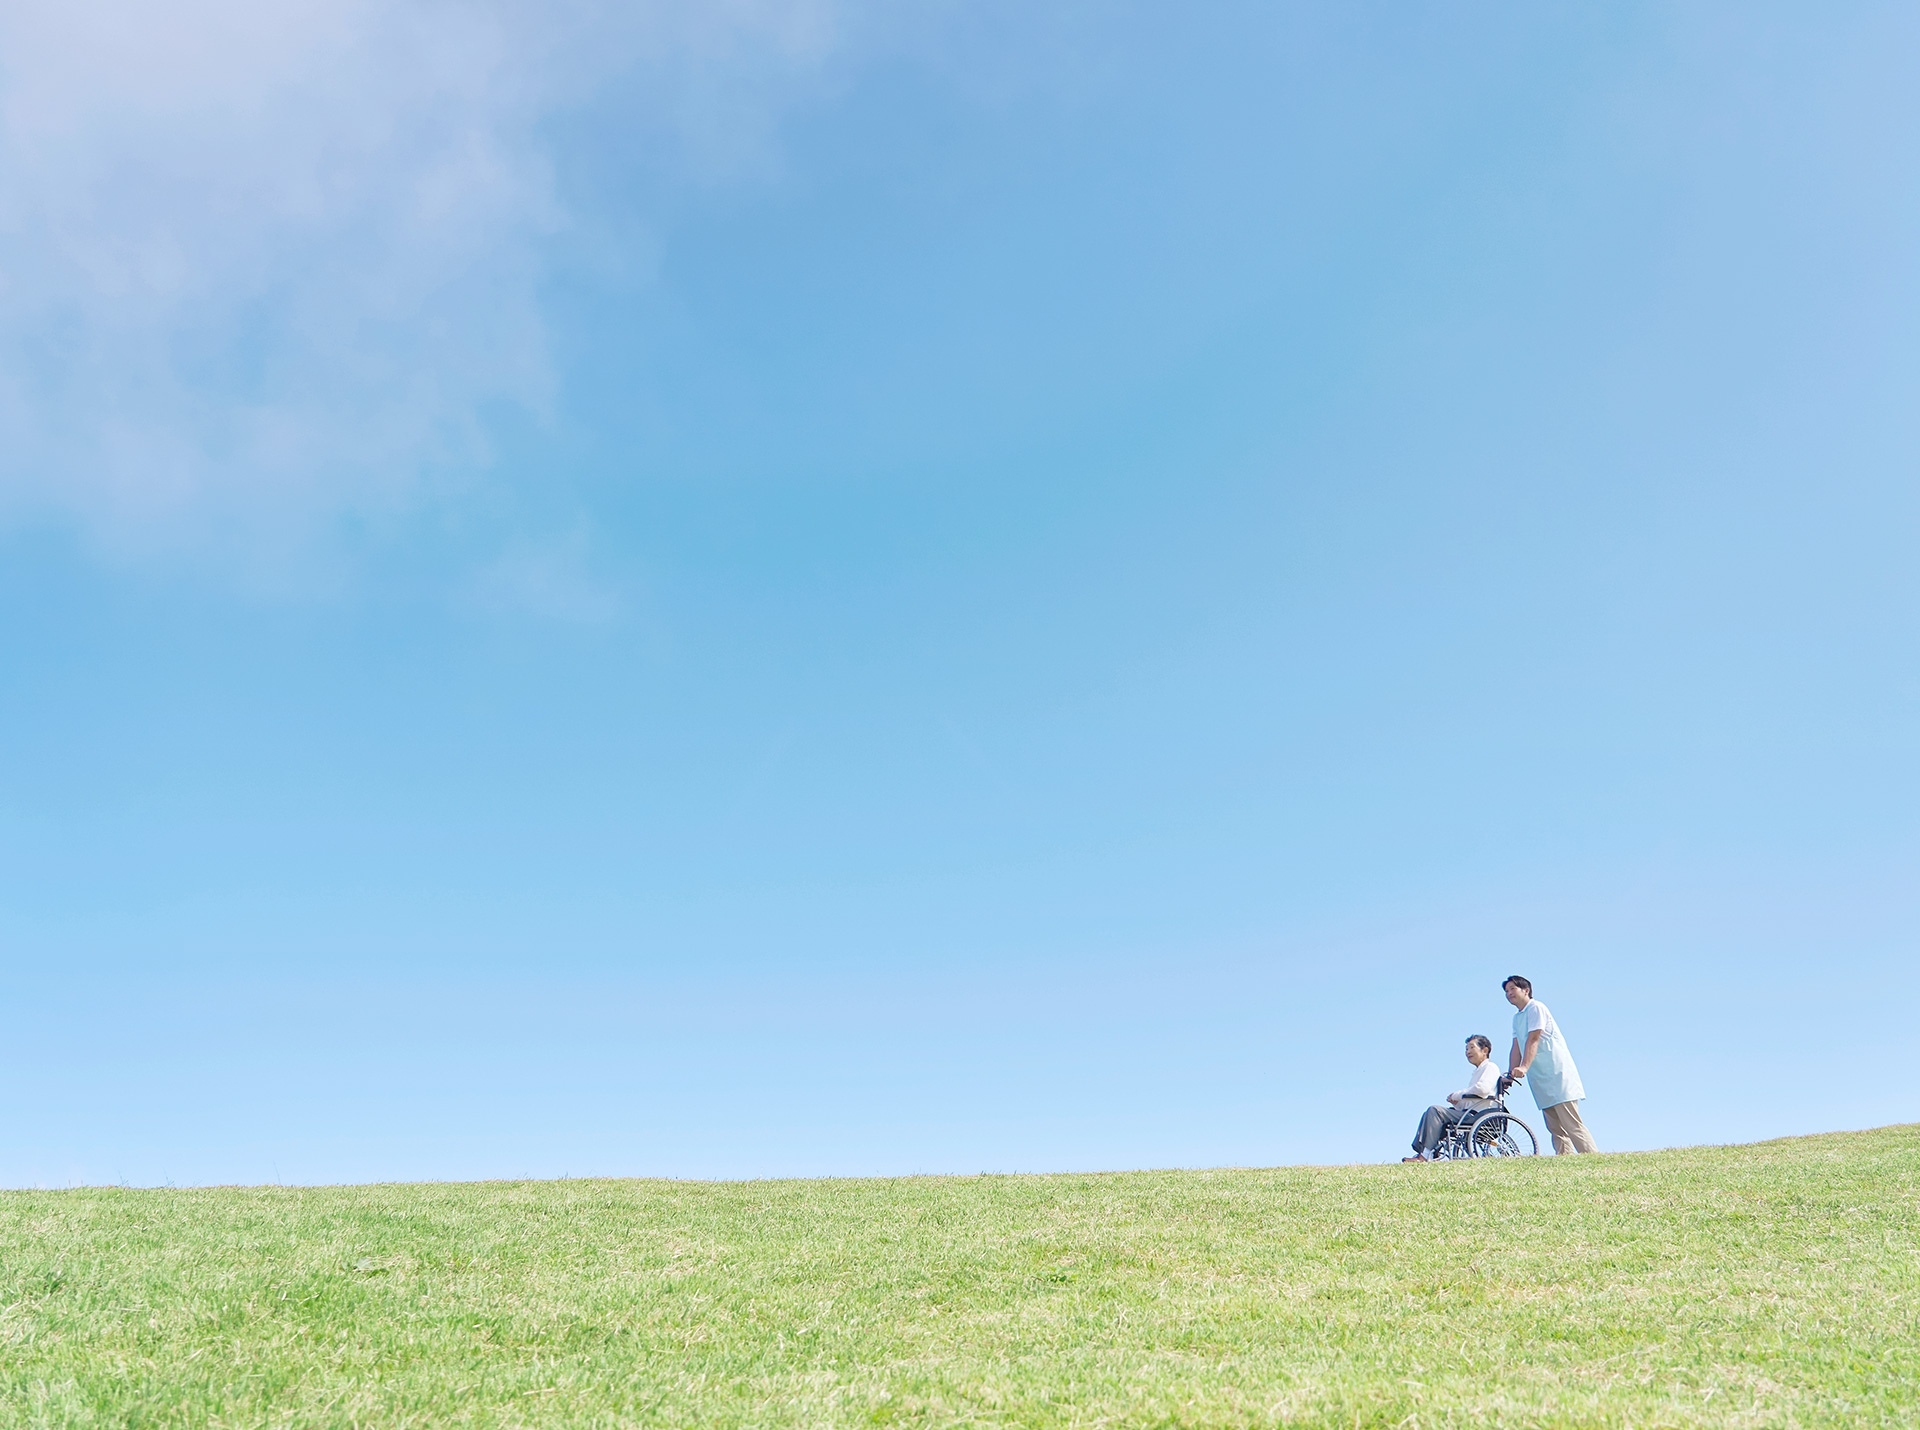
1462, 1114, 1535, 1157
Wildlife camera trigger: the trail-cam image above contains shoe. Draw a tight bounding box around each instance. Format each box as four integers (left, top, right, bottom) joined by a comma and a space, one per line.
1401, 1155, 1429, 1163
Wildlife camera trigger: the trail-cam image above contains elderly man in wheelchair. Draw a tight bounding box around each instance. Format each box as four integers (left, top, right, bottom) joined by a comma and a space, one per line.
1403, 1034, 1540, 1161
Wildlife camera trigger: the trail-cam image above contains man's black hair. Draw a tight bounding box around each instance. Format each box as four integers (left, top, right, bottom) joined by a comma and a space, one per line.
1466, 1034, 1493, 1053
1502, 974, 1532, 995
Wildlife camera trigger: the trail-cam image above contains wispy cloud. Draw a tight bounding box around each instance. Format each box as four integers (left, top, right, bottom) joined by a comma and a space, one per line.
0, 0, 840, 566
467, 525, 627, 625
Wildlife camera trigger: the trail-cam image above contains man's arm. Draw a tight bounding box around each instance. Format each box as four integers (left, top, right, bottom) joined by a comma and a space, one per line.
1508, 1038, 1523, 1078
1512, 1030, 1542, 1078
1454, 1063, 1489, 1105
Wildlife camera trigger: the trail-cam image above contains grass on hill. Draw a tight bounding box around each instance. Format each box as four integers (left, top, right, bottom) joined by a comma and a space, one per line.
1, 1125, 1915, 1428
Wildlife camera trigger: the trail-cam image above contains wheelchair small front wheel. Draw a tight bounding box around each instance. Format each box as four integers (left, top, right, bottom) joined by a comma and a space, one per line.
1467, 1112, 1538, 1158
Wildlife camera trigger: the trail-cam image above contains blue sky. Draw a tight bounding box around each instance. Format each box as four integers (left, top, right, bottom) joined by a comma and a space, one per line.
1, 1, 1915, 1186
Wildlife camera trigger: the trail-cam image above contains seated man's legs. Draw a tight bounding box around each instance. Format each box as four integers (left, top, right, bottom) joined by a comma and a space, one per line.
1410, 1102, 1468, 1158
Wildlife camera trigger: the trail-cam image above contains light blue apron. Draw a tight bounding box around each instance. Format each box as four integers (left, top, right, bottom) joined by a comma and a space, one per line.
1514, 1000, 1584, 1111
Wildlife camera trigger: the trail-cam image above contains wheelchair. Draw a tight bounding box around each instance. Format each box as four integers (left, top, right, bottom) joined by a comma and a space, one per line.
1431, 1076, 1540, 1159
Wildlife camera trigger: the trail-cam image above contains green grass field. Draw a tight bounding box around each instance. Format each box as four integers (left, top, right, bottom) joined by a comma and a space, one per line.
2, 1125, 1914, 1428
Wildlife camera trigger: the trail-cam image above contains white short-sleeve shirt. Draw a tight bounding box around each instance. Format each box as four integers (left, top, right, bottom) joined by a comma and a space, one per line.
1512, 997, 1584, 1108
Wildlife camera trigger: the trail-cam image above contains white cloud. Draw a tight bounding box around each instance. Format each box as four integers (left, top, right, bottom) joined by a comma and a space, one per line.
0, 0, 840, 564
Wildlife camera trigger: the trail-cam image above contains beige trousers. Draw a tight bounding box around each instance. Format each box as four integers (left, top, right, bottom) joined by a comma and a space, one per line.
1541, 1100, 1598, 1154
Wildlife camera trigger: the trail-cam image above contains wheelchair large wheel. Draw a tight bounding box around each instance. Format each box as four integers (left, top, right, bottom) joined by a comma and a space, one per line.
1467, 1112, 1538, 1158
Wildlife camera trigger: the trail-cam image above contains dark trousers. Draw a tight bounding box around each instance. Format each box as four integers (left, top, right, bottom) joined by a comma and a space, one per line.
1412, 1102, 1469, 1156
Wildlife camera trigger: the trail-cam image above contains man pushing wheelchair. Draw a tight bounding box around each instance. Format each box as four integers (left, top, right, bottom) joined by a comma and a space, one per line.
1401, 975, 1598, 1162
